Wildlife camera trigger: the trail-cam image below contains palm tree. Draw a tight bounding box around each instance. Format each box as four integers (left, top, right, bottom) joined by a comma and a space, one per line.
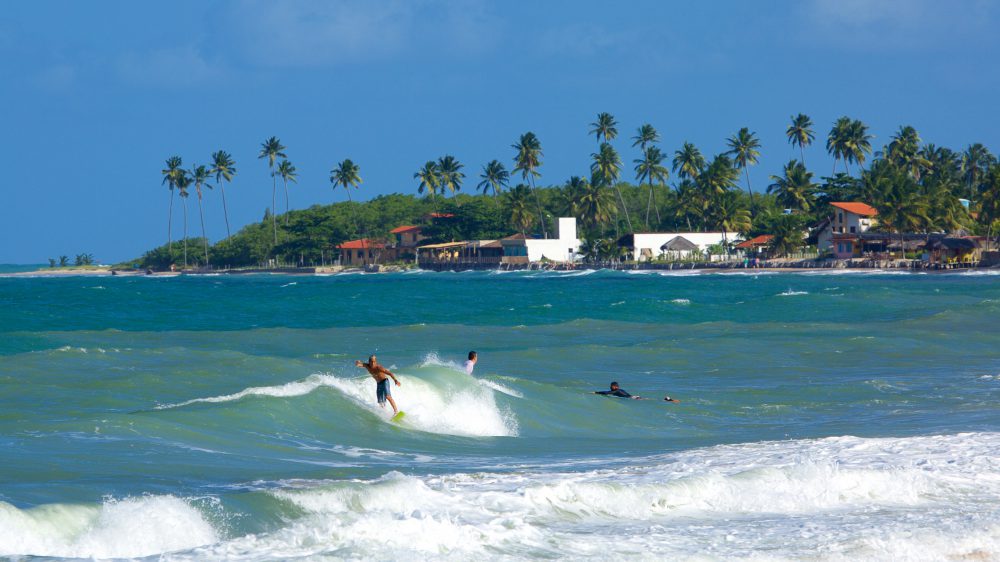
190, 164, 212, 266
634, 146, 669, 227
875, 172, 930, 259
827, 117, 851, 175
330, 158, 364, 263
589, 112, 618, 146
673, 179, 701, 231
846, 119, 874, 173
591, 142, 631, 232
414, 161, 441, 199
258, 136, 287, 244
700, 154, 740, 197
505, 184, 534, 235
767, 160, 818, 212
276, 160, 298, 224
512, 132, 548, 238
710, 190, 752, 256
673, 142, 706, 180
161, 156, 183, 262
477, 160, 509, 197
786, 114, 814, 165
979, 164, 1000, 249
726, 127, 762, 214
175, 170, 192, 268
569, 176, 615, 234
437, 155, 465, 196
210, 151, 236, 239
962, 143, 997, 199
632, 124, 660, 151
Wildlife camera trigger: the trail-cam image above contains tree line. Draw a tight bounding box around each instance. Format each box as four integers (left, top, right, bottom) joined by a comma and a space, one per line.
146, 113, 999, 268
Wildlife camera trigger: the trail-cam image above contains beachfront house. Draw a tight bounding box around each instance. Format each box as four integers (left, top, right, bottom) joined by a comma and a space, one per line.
416, 240, 504, 268
387, 225, 425, 263
617, 232, 728, 261
337, 239, 385, 267
817, 202, 878, 258
501, 217, 581, 264
924, 237, 982, 267
735, 235, 774, 257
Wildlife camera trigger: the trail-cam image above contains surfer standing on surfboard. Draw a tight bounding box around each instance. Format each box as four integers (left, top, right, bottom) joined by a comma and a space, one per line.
355, 355, 401, 415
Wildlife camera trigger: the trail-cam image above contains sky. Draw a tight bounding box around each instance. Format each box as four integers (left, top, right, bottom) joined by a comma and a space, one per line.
2, 0, 999, 263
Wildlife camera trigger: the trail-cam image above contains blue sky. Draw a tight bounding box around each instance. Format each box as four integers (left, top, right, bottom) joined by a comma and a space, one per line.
2, 0, 998, 263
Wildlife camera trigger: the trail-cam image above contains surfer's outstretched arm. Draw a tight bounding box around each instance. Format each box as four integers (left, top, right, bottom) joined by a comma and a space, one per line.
383, 368, 401, 386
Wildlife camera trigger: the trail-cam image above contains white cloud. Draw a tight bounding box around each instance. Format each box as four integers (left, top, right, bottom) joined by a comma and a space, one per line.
226, 0, 499, 68
115, 45, 225, 88
802, 0, 998, 50
32, 64, 77, 92
538, 23, 627, 57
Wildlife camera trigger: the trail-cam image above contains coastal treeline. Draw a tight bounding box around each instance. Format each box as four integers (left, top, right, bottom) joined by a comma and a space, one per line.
142, 114, 1000, 268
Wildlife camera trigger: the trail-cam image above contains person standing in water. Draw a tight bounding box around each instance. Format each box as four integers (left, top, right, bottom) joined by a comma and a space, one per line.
355, 355, 401, 415
464, 351, 478, 375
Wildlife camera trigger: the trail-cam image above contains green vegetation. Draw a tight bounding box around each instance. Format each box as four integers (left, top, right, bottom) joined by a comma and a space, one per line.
143, 113, 998, 269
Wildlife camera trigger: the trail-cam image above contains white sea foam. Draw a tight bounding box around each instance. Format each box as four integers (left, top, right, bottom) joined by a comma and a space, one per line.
421, 352, 525, 398
166, 432, 1000, 561
669, 298, 691, 305
0, 495, 217, 559
778, 289, 809, 296
324, 372, 518, 437
156, 374, 335, 409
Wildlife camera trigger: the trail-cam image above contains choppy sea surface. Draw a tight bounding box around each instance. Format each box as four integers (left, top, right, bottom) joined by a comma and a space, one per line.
2, 269, 999, 561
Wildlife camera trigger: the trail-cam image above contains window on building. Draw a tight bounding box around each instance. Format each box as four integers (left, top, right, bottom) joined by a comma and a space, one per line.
838, 212, 843, 223
850, 226, 856, 233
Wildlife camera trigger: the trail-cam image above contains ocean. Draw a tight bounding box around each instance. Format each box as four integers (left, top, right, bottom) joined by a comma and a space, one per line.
1, 269, 999, 560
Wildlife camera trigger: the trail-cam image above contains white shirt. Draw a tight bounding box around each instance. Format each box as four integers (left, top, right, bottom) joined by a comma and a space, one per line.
464, 359, 475, 375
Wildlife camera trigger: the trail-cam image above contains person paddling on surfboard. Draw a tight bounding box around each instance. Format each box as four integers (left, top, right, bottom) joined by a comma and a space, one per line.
594, 381, 681, 403
594, 381, 641, 400
355, 355, 401, 415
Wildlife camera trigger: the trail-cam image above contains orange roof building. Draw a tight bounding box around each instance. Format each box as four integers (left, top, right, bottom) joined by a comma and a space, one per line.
830, 202, 878, 216
735, 235, 773, 249
337, 239, 385, 250
390, 225, 421, 234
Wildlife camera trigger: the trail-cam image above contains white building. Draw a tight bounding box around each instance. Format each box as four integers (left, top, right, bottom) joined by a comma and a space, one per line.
620, 232, 729, 260
501, 217, 581, 263
816, 202, 878, 256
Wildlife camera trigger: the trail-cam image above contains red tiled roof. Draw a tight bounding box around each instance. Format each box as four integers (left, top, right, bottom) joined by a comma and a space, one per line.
390, 225, 421, 234
735, 235, 773, 249
337, 239, 385, 250
830, 202, 878, 216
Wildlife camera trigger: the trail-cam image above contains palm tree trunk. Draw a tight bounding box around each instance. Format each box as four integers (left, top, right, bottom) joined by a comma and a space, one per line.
800, 145, 805, 167
529, 176, 548, 238
613, 183, 633, 233
197, 188, 209, 267
744, 168, 756, 217
645, 183, 653, 229
345, 188, 366, 268
653, 182, 662, 224
271, 171, 278, 245
167, 190, 174, 265
283, 178, 290, 225
182, 198, 189, 268
220, 183, 231, 239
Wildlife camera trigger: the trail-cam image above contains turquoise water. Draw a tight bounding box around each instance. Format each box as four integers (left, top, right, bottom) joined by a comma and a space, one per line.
2, 269, 1000, 560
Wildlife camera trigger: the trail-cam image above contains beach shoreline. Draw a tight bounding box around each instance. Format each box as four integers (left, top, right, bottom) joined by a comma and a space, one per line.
5, 262, 996, 278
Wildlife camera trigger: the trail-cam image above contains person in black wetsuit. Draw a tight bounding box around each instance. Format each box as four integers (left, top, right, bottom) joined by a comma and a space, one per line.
594, 381, 681, 402
594, 381, 641, 399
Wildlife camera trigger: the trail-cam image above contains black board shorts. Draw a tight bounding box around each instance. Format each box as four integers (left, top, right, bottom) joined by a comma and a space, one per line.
376, 378, 391, 404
